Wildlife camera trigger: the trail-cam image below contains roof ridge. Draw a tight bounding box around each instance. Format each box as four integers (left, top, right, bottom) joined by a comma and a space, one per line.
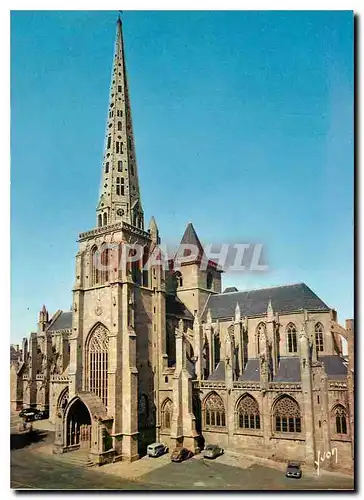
215, 282, 305, 296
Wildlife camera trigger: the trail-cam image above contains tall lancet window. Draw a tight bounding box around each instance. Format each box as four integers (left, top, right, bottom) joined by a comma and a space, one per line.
213, 332, 220, 369
91, 246, 99, 286
86, 325, 109, 408
99, 246, 110, 285
315, 323, 324, 352
287, 323, 298, 353
256, 322, 266, 355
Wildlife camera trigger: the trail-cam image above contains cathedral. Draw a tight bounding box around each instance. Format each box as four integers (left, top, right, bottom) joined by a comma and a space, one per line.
10, 16, 354, 473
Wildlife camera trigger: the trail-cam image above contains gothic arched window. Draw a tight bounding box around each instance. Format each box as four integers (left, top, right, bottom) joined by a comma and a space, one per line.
213, 332, 221, 369
161, 398, 173, 430
98, 214, 102, 228
174, 271, 183, 288
142, 246, 149, 287
287, 323, 298, 353
91, 246, 99, 286
58, 388, 69, 415
86, 324, 108, 407
256, 322, 266, 355
138, 393, 149, 428
237, 394, 260, 430
273, 395, 301, 433
333, 405, 348, 435
315, 323, 324, 352
206, 272, 213, 290
98, 245, 110, 285
204, 392, 226, 428
103, 212, 107, 226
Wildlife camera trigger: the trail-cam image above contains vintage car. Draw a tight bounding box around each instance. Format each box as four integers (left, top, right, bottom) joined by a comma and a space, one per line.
19, 408, 48, 422
203, 444, 224, 459
285, 461, 302, 479
147, 442, 169, 458
171, 447, 194, 463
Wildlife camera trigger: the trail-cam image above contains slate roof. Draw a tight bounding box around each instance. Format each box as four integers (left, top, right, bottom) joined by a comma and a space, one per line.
47, 311, 73, 332
204, 283, 329, 320
166, 294, 194, 320
239, 359, 260, 381
273, 357, 301, 382
223, 287, 238, 293
208, 361, 225, 381
179, 222, 204, 254
206, 355, 346, 383
319, 355, 348, 380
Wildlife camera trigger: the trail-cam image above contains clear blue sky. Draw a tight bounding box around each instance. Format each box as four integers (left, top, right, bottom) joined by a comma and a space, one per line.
11, 10, 353, 343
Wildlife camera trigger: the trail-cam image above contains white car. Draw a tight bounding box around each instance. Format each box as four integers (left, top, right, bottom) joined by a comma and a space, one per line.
147, 442, 168, 458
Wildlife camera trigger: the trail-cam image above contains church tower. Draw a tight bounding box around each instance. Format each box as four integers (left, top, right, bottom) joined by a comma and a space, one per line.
55, 16, 166, 464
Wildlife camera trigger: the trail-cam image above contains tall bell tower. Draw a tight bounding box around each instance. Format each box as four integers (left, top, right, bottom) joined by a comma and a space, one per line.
60, 15, 166, 464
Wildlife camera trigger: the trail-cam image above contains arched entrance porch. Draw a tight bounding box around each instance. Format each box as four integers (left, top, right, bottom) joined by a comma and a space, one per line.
65, 398, 91, 449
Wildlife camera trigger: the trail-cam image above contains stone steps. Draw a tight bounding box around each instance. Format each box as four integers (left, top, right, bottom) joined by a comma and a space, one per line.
57, 450, 94, 468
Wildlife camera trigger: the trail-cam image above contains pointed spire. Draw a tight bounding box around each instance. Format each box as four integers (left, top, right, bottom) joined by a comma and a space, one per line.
179, 222, 204, 253
235, 302, 240, 322
149, 216, 159, 242
174, 222, 204, 266
41, 304, 47, 313
206, 308, 212, 325
96, 15, 144, 230
267, 299, 274, 321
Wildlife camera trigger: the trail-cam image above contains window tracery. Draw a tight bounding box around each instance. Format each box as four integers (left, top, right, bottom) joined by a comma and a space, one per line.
287, 323, 298, 353
85, 324, 108, 407
205, 392, 226, 428
237, 394, 260, 430
273, 395, 301, 433
333, 405, 348, 435
315, 323, 324, 352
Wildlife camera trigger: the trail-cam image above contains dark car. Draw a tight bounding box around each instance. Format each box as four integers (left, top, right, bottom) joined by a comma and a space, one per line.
171, 447, 194, 463
19, 408, 48, 422
203, 444, 224, 459
285, 461, 302, 479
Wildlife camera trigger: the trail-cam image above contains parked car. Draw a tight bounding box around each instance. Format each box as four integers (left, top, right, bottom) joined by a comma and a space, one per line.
19, 408, 48, 422
285, 461, 302, 479
203, 444, 224, 459
147, 442, 168, 458
171, 447, 194, 463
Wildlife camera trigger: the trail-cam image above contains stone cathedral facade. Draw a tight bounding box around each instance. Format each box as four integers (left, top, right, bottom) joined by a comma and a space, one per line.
11, 17, 354, 472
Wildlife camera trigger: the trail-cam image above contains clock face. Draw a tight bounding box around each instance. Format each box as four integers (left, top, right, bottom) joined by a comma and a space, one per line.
117, 208, 124, 216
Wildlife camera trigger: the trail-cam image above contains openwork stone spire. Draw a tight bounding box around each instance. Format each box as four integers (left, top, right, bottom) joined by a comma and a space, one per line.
96, 16, 144, 229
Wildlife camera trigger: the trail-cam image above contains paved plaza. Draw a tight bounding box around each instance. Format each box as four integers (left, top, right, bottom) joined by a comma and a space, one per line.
10, 414, 354, 491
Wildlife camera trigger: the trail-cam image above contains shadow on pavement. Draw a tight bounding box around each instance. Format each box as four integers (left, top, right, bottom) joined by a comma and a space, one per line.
11, 430, 48, 451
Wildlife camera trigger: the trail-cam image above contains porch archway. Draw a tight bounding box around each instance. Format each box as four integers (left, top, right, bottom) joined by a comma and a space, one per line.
65, 397, 92, 448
